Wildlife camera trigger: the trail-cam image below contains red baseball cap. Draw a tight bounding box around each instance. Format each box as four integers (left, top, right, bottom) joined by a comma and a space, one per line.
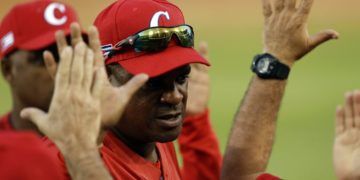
0, 0, 80, 60
94, 0, 210, 78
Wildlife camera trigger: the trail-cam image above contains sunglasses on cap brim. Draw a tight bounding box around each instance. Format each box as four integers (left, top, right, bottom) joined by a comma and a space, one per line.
106, 24, 194, 59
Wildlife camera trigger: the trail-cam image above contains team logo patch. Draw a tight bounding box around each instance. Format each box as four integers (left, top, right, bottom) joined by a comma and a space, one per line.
150, 11, 170, 27
44, 2, 68, 26
1, 32, 14, 52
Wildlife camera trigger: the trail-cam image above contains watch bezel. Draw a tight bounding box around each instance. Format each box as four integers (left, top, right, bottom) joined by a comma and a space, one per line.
251, 53, 290, 80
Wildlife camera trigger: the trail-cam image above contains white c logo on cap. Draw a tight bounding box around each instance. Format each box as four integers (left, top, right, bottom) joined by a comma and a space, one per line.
150, 11, 170, 27
44, 3, 68, 26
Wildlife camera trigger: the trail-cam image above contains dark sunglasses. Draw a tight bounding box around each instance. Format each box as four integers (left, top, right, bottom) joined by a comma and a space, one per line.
104, 24, 194, 59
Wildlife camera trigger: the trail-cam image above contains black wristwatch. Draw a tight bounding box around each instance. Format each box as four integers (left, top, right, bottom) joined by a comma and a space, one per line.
251, 53, 290, 80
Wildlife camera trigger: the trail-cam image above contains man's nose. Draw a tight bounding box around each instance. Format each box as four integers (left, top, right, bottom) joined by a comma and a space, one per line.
160, 86, 184, 105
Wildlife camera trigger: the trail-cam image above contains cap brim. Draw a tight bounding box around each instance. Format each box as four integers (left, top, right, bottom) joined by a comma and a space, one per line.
115, 46, 210, 77
17, 29, 72, 51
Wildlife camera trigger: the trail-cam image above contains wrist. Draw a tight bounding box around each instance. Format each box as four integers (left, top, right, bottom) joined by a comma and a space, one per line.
55, 138, 98, 156
264, 51, 294, 68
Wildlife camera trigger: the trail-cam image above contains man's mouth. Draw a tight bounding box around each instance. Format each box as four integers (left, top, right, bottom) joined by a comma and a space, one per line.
155, 112, 182, 129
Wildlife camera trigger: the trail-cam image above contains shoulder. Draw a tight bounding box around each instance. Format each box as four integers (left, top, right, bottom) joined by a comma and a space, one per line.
0, 132, 64, 180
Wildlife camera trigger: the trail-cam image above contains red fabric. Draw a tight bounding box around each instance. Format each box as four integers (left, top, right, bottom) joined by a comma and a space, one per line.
40, 109, 223, 180
44, 131, 182, 180
101, 132, 181, 180
0, 131, 63, 180
179, 109, 222, 180
257, 173, 281, 180
94, 0, 209, 78
0, 113, 13, 130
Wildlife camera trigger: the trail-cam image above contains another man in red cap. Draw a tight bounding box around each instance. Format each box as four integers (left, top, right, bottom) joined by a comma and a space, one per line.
0, 1, 115, 179
0, 0, 79, 133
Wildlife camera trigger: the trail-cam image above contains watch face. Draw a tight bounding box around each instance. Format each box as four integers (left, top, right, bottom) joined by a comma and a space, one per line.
257, 58, 271, 74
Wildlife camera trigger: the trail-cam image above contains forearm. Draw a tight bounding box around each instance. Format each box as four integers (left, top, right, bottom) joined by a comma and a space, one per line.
62, 145, 112, 180
221, 76, 286, 179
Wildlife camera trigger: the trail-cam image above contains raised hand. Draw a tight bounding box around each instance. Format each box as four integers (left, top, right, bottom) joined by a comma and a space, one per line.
262, 0, 339, 67
334, 91, 360, 180
22, 41, 103, 152
43, 23, 149, 127
186, 42, 210, 116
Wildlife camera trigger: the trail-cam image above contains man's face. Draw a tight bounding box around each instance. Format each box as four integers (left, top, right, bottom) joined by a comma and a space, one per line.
108, 64, 191, 143
2, 48, 56, 111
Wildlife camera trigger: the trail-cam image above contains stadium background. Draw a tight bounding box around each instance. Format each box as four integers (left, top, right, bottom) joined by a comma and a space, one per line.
1, 0, 359, 179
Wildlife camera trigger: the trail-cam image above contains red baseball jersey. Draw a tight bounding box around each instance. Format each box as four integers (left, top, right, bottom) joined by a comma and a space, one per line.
42, 109, 222, 180
0, 112, 279, 180
0, 113, 12, 130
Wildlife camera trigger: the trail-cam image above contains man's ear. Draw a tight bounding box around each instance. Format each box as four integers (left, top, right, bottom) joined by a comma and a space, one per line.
1, 57, 13, 82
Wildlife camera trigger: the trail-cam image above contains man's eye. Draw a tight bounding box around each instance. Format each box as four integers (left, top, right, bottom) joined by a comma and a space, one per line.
176, 74, 189, 84
145, 80, 161, 90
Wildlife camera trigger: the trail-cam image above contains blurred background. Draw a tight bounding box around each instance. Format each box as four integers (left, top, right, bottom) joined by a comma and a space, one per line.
1, 0, 359, 179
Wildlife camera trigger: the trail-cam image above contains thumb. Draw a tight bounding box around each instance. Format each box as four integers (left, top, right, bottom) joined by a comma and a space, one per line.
43, 50, 58, 79
309, 29, 339, 50
119, 74, 149, 100
198, 41, 209, 58
20, 108, 48, 130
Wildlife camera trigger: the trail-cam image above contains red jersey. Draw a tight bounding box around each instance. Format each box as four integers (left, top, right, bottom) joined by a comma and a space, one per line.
46, 109, 221, 180
0, 131, 63, 180
178, 109, 222, 180
45, 132, 182, 180
0, 112, 279, 180
257, 173, 281, 180
0, 112, 13, 130
101, 132, 182, 179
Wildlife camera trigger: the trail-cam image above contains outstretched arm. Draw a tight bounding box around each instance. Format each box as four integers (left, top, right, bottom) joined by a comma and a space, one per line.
221, 0, 338, 179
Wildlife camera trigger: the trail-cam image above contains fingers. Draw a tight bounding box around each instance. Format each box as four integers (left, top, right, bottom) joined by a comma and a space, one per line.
20, 108, 48, 132
274, 0, 285, 13
92, 68, 106, 99
43, 51, 58, 79
118, 74, 149, 101
309, 29, 339, 50
194, 42, 210, 72
261, 0, 272, 19
83, 49, 95, 91
335, 105, 345, 135
55, 30, 68, 54
198, 41, 208, 58
353, 91, 360, 128
70, 42, 87, 89
71, 23, 84, 47
344, 92, 355, 129
56, 47, 73, 90
297, 0, 314, 15
285, 0, 297, 10
88, 26, 105, 68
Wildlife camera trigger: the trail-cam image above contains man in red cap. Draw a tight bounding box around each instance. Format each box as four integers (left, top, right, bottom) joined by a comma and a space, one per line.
92, 0, 337, 179
0, 0, 222, 179
0, 0, 79, 133
92, 0, 222, 179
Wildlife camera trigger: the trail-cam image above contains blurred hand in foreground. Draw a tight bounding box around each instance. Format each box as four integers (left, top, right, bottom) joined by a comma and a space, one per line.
334, 91, 360, 180
186, 42, 210, 116
43, 23, 149, 128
